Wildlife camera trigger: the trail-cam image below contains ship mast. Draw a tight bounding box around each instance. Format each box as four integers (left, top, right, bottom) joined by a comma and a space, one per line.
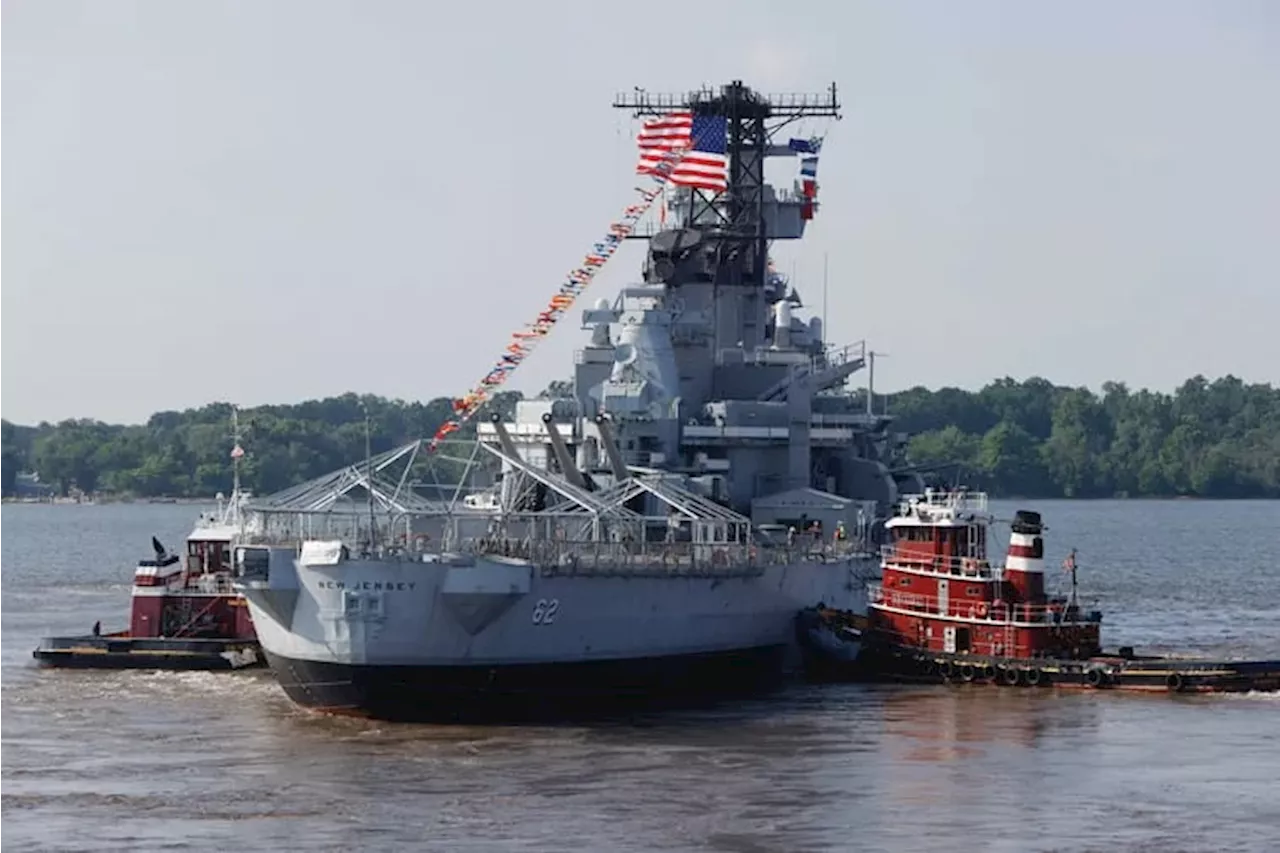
614, 81, 842, 374
613, 81, 841, 293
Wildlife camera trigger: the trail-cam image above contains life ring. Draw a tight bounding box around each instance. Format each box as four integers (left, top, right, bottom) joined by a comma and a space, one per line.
1026, 667, 1044, 687
1165, 672, 1185, 693
961, 558, 978, 575
1000, 667, 1021, 687
976, 602, 989, 619
960, 664, 975, 682
1086, 667, 1107, 688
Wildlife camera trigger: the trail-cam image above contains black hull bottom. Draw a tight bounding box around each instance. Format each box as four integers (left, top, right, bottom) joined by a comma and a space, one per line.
266, 645, 790, 723
33, 636, 264, 671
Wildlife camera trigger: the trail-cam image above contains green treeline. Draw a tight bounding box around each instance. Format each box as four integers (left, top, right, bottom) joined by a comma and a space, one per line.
891, 375, 1279, 498
1, 392, 522, 500
2, 375, 1277, 500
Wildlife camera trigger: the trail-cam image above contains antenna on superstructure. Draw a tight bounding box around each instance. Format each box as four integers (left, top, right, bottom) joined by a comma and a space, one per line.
822, 252, 829, 350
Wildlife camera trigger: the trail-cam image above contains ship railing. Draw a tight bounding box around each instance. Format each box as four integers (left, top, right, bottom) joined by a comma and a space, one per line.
820, 340, 867, 369
773, 187, 820, 204
183, 573, 236, 595
867, 585, 1102, 626
881, 547, 997, 579
896, 490, 989, 515
482, 539, 764, 578
470, 538, 877, 578
237, 533, 877, 576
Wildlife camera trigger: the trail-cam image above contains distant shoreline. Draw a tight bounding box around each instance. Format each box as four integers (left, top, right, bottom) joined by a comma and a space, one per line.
5, 376, 1278, 501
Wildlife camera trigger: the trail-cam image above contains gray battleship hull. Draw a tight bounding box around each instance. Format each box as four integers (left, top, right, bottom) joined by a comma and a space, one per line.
240, 549, 871, 722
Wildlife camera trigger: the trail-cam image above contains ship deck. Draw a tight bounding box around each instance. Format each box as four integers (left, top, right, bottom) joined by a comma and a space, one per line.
33, 635, 264, 671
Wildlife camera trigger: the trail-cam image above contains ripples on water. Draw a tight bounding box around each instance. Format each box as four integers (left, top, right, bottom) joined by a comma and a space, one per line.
3, 501, 1279, 852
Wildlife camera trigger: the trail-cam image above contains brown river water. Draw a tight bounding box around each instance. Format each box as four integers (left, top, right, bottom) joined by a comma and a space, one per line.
3, 500, 1278, 852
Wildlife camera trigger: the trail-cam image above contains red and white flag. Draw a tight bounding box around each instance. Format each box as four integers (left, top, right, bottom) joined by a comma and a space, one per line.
635, 112, 728, 192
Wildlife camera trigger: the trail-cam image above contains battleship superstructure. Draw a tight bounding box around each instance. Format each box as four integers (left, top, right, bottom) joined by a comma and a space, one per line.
235, 81, 926, 721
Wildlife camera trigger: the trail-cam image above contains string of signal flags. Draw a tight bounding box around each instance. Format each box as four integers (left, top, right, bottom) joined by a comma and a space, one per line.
426, 116, 712, 452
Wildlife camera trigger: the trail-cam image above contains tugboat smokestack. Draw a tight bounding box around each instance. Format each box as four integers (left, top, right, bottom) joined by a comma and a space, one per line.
1004, 509, 1046, 604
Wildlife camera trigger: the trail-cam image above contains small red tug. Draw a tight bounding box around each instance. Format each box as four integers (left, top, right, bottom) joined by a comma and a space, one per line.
799, 488, 1280, 694
33, 431, 263, 671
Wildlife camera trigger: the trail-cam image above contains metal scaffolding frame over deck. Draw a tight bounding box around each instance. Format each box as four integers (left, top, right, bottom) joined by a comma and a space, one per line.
480, 439, 753, 546
593, 477, 752, 544
247, 441, 440, 517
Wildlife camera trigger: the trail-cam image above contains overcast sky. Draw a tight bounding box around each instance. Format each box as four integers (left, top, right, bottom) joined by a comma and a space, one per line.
3, 0, 1277, 425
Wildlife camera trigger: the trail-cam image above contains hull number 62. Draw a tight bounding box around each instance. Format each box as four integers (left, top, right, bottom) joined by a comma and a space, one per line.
532, 598, 560, 625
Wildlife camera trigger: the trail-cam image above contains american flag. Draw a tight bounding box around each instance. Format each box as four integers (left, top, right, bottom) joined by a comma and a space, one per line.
635, 112, 728, 192
1062, 549, 1077, 572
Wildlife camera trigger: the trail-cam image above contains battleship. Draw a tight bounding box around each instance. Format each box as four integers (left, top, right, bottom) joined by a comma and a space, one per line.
235, 81, 929, 722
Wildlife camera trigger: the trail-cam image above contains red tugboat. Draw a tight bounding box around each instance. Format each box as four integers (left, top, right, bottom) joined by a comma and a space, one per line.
797, 488, 1280, 693
33, 422, 263, 671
